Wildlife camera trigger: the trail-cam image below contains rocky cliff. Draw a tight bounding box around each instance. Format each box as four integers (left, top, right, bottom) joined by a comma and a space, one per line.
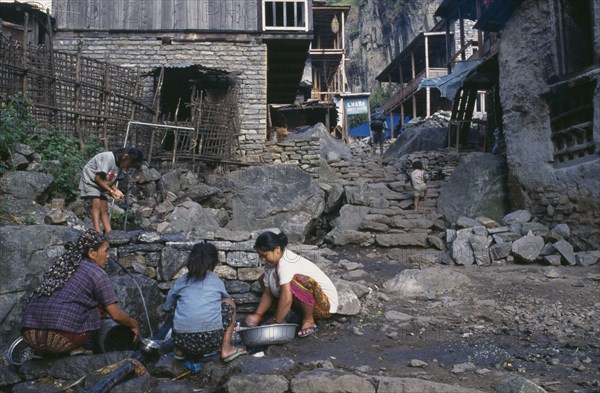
344, 0, 443, 93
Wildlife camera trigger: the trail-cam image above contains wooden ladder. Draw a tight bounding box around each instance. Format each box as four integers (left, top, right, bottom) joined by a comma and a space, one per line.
448, 87, 478, 152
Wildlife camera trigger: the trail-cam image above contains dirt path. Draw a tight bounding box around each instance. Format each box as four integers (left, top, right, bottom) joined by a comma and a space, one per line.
264, 249, 600, 392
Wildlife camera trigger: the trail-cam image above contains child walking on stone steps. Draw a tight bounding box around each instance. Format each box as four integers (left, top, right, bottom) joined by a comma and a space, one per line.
410, 160, 429, 211
79, 147, 143, 233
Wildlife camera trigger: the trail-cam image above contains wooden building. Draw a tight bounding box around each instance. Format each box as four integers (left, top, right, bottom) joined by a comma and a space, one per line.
376, 29, 451, 124
376, 1, 483, 135
50, 0, 320, 162
0, 1, 53, 46
309, 1, 349, 102
269, 1, 350, 134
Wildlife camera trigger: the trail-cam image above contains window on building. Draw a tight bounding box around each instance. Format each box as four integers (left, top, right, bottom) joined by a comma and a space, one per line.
263, 0, 307, 31
555, 0, 593, 76
547, 81, 596, 166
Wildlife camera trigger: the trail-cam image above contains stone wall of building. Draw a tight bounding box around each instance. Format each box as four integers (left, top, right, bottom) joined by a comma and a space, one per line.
53, 34, 267, 161
497, 0, 600, 250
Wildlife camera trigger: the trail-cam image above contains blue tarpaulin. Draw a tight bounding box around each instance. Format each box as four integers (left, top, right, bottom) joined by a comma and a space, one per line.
417, 60, 480, 99
348, 115, 401, 137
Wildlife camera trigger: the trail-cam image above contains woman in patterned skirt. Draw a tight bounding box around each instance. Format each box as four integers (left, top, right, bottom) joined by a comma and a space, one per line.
21, 229, 139, 357
245, 231, 339, 338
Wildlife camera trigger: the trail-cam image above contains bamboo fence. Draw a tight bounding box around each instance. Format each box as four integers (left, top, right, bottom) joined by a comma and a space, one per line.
0, 34, 150, 151
1, 28, 241, 165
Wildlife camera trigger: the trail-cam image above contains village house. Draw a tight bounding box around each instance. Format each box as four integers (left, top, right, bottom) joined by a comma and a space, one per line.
382, 0, 600, 249
46, 0, 344, 163
270, 1, 350, 135
480, 0, 599, 249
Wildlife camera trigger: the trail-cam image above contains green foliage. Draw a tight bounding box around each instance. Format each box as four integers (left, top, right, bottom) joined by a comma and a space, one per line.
369, 85, 392, 110
110, 209, 140, 231
0, 94, 103, 201
21, 215, 40, 225
0, 94, 36, 175
26, 129, 89, 200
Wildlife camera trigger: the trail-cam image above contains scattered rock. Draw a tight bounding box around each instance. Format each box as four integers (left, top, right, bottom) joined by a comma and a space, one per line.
553, 239, 576, 266
495, 376, 548, 393
409, 359, 428, 367
451, 362, 477, 373
383, 267, 470, 299
511, 234, 544, 262
543, 268, 560, 278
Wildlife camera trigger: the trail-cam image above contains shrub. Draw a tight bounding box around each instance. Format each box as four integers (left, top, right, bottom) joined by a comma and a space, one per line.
0, 94, 103, 201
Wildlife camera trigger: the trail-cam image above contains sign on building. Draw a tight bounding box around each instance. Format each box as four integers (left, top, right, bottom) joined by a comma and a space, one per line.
345, 97, 369, 115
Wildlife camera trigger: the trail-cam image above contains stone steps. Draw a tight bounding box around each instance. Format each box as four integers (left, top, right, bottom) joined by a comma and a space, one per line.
328, 154, 450, 248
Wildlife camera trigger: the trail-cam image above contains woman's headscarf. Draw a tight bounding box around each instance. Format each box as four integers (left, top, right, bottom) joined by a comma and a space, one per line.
32, 229, 105, 297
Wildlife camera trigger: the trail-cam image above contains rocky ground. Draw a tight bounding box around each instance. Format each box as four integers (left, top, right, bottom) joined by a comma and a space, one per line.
149, 245, 600, 393
279, 246, 600, 393
5, 249, 598, 392
2, 142, 599, 393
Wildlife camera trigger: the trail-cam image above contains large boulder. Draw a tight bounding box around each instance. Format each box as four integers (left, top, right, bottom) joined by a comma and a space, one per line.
325, 204, 372, 245
437, 152, 511, 223
218, 165, 325, 243
160, 200, 221, 233
0, 171, 54, 203
112, 273, 164, 338
0, 195, 49, 226
383, 267, 470, 299
0, 226, 81, 343
383, 127, 448, 159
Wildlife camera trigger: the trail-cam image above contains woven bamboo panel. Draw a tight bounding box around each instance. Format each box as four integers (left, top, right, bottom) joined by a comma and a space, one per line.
0, 36, 150, 150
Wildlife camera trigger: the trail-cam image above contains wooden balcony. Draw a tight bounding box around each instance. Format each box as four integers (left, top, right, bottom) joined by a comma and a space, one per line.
383, 68, 447, 112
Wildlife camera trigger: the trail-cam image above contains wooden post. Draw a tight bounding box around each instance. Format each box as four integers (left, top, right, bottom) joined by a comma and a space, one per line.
401, 103, 405, 126
102, 63, 110, 150
424, 35, 431, 117
46, 10, 57, 124
21, 13, 29, 95
459, 7, 466, 61
129, 68, 141, 146
445, 17, 452, 72
341, 11, 346, 90
171, 130, 178, 169
74, 41, 84, 151
476, 0, 483, 59
148, 67, 164, 164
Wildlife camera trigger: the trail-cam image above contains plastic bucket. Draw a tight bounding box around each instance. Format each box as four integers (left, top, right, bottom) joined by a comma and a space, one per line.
97, 319, 136, 353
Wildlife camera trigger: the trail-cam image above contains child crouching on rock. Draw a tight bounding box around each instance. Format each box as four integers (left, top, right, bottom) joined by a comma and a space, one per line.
163, 241, 246, 363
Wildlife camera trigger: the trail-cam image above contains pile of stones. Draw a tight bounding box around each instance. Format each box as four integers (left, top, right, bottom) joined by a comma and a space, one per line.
403, 111, 451, 129
445, 209, 600, 267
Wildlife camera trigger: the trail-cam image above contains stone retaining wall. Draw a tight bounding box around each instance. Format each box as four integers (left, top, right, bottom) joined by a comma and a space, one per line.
107, 230, 322, 313
53, 34, 267, 161
263, 137, 322, 178
526, 189, 600, 251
